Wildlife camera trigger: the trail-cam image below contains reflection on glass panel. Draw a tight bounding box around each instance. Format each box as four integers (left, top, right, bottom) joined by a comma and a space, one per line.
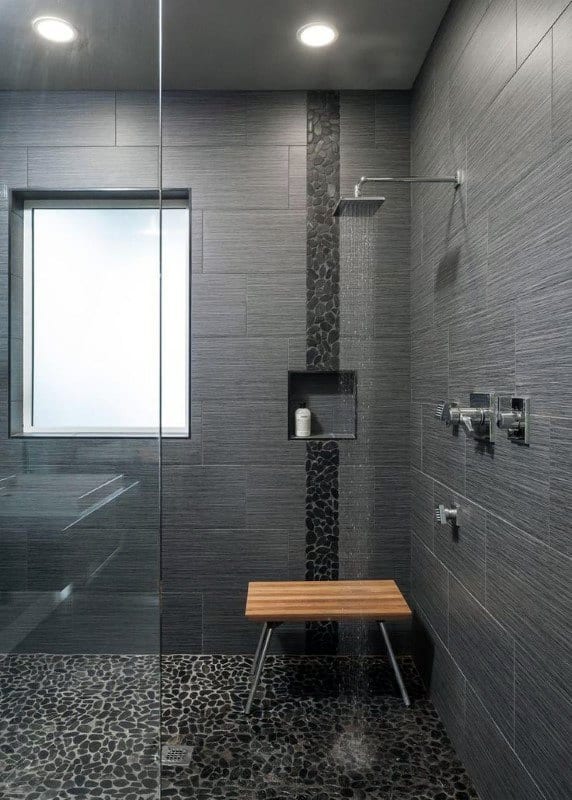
0, 1, 162, 797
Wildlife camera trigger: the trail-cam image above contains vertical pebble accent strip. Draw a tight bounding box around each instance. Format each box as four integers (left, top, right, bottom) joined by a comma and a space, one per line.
305, 91, 341, 654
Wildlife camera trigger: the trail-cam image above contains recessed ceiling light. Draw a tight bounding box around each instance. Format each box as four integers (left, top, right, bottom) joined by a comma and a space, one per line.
297, 22, 338, 48
32, 16, 78, 43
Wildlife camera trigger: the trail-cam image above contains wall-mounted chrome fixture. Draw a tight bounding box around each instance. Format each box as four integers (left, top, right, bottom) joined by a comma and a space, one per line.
496, 396, 530, 445
334, 170, 462, 216
436, 393, 496, 443
435, 502, 460, 527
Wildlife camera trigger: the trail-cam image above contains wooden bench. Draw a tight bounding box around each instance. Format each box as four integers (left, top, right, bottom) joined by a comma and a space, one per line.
244, 579, 412, 713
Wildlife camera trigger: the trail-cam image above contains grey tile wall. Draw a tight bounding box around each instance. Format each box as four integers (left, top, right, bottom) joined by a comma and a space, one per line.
203, 211, 305, 273
411, 1, 572, 798
0, 92, 115, 146
552, 4, 572, 148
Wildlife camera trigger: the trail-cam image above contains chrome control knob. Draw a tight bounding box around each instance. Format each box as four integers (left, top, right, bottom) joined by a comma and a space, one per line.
435, 401, 460, 426
435, 503, 459, 526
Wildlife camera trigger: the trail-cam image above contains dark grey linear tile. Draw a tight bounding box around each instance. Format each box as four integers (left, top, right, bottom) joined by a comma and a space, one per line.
411, 534, 449, 645
514, 642, 572, 800
464, 686, 545, 800
16, 592, 159, 655
434, 483, 486, 603
338, 405, 408, 469
340, 91, 375, 146
246, 465, 306, 529
516, 277, 572, 417
164, 91, 246, 146
549, 417, 572, 556
374, 465, 410, 530
287, 336, 306, 370
487, 140, 572, 306
449, 577, 514, 741
430, 0, 491, 80
89, 528, 158, 593
370, 526, 411, 596
288, 145, 306, 209
203, 210, 305, 273
466, 416, 550, 542
191, 337, 287, 401
432, 211, 488, 331
411, 323, 448, 405
202, 401, 303, 466
118, 91, 247, 147
191, 209, 203, 273
340, 263, 410, 340
162, 527, 289, 593
115, 91, 158, 146
411, 403, 423, 472
516, 0, 569, 64
27, 146, 159, 188
410, 469, 434, 550
162, 465, 246, 530
486, 513, 571, 685
161, 592, 203, 654
0, 147, 27, 188
288, 526, 306, 580
247, 272, 305, 337
553, 4, 572, 148
192, 274, 246, 337
374, 91, 410, 148
339, 465, 375, 535
9, 208, 23, 278
449, 303, 516, 402
450, 0, 517, 136
202, 591, 292, 654
467, 31, 552, 219
421, 404, 466, 495
339, 336, 410, 403
0, 92, 115, 146
162, 146, 289, 209
246, 92, 306, 145
413, 616, 467, 749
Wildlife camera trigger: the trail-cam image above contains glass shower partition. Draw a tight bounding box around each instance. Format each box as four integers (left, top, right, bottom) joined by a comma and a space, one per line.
0, 2, 163, 797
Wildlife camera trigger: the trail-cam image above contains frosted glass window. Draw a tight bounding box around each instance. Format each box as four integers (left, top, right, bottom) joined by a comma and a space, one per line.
22, 203, 189, 436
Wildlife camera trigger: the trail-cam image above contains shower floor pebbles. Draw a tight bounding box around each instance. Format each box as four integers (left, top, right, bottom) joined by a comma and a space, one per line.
0, 653, 479, 800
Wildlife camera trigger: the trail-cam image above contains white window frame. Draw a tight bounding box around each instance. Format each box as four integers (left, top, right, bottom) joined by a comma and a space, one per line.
21, 197, 190, 438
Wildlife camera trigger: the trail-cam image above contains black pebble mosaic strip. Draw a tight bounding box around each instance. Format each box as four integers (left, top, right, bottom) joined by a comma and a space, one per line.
305, 90, 342, 654
306, 89, 341, 372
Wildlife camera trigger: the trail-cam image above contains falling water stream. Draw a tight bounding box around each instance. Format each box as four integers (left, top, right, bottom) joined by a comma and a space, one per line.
334, 204, 380, 769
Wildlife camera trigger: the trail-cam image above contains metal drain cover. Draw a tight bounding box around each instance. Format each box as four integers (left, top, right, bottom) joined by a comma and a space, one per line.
161, 744, 194, 767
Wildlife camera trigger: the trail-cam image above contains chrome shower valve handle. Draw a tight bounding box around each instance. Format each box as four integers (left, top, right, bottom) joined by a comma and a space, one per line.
436, 394, 496, 443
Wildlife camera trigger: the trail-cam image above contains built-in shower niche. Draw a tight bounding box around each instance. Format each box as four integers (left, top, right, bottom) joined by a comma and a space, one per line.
288, 371, 357, 440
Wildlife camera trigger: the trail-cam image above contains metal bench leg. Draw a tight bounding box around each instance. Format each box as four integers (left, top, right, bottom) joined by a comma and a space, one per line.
379, 621, 410, 707
250, 622, 268, 678
245, 622, 276, 714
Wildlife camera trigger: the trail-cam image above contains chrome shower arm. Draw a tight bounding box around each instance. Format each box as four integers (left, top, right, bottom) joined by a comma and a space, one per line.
354, 171, 462, 197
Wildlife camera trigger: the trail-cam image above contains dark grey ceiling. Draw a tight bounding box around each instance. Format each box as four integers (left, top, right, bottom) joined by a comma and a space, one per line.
0, 0, 450, 90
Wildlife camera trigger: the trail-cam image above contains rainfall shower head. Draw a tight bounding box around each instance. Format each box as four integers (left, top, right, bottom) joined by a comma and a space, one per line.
333, 196, 386, 217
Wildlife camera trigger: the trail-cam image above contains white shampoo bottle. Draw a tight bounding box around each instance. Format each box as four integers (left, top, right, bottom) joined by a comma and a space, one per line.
295, 402, 311, 438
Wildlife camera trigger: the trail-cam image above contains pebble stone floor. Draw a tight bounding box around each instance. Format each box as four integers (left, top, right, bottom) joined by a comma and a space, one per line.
0, 653, 480, 800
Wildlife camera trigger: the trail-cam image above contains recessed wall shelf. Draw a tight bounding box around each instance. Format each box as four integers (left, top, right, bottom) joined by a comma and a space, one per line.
288, 371, 357, 441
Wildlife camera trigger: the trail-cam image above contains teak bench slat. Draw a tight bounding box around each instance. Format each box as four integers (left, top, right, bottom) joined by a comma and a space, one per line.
245, 579, 411, 622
